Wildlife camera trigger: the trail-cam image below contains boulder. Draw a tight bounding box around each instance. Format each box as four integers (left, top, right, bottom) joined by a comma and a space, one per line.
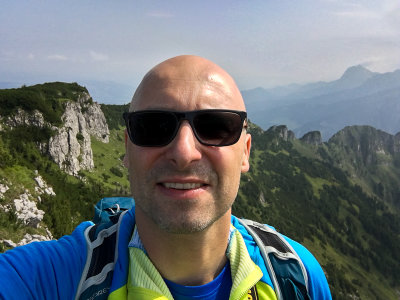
13, 192, 44, 228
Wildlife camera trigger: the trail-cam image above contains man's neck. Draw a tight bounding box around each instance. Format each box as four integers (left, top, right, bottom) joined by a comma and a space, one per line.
136, 208, 231, 286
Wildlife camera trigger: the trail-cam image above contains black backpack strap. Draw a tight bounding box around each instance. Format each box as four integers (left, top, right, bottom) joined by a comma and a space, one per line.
75, 210, 128, 300
238, 219, 310, 300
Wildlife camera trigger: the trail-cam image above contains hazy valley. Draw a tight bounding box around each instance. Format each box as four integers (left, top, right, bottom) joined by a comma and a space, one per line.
243, 65, 400, 140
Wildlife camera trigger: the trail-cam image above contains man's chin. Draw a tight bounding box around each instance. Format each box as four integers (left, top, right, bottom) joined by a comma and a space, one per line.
153, 218, 212, 234
147, 209, 219, 234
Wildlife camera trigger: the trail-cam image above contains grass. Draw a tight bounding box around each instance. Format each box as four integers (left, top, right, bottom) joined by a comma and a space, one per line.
81, 127, 130, 195
292, 139, 320, 159
267, 149, 290, 156
303, 237, 399, 300
0, 165, 36, 204
0, 221, 50, 246
304, 173, 334, 198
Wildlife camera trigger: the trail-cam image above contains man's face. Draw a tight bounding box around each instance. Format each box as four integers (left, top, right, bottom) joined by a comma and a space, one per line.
125, 62, 251, 234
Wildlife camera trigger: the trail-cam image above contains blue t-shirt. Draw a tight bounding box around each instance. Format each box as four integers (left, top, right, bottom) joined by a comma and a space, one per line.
164, 263, 232, 300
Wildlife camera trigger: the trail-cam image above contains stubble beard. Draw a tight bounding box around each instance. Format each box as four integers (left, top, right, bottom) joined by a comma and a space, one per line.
131, 163, 234, 234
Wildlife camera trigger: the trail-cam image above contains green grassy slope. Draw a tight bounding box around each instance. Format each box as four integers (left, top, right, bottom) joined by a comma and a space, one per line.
233, 124, 400, 299
0, 84, 122, 246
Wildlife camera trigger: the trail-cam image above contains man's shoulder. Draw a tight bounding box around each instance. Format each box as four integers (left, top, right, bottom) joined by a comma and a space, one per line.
0, 220, 93, 299
231, 215, 314, 263
280, 234, 332, 299
231, 215, 332, 299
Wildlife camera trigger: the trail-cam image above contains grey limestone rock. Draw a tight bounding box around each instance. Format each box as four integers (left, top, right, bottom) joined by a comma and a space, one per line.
300, 131, 322, 146
13, 191, 45, 228
47, 92, 109, 175
2, 92, 109, 176
4, 108, 46, 128
0, 183, 9, 199
269, 125, 296, 141
1, 232, 53, 249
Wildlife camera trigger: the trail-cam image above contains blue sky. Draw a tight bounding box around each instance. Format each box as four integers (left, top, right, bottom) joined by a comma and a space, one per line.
1, 0, 399, 103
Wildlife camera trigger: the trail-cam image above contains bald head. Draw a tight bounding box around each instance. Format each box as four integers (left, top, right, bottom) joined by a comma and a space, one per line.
125, 56, 252, 236
130, 55, 245, 112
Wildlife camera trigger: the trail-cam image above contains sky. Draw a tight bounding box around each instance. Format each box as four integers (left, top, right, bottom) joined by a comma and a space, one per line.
1, 0, 400, 103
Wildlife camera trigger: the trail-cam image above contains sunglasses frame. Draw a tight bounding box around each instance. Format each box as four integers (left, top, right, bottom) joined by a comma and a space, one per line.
123, 109, 248, 147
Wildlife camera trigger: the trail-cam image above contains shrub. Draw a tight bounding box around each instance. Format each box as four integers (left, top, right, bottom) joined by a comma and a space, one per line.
76, 132, 84, 141
110, 166, 123, 177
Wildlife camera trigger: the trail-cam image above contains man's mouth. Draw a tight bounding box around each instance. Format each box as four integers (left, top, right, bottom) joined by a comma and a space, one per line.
161, 182, 204, 190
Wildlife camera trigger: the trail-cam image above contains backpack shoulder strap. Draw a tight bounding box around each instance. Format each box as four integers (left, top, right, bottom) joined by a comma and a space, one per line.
75, 209, 128, 300
75, 198, 134, 300
238, 218, 310, 300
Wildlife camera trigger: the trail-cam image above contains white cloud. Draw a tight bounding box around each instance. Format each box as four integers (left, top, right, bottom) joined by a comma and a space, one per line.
90, 50, 108, 61
27, 53, 35, 60
47, 54, 68, 61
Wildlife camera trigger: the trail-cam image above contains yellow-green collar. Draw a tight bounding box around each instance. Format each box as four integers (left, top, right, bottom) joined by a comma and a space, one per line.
125, 226, 263, 300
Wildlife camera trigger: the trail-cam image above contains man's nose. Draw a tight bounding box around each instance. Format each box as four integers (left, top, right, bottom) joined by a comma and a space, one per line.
165, 121, 202, 169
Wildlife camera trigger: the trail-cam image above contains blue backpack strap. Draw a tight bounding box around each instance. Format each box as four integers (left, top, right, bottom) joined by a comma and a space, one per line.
75, 197, 134, 300
93, 197, 135, 224
238, 219, 310, 300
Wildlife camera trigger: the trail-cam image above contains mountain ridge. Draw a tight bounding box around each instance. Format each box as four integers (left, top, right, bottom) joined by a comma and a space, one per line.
243, 66, 400, 140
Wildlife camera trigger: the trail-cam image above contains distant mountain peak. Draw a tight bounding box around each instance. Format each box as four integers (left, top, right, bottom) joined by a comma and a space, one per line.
340, 65, 374, 81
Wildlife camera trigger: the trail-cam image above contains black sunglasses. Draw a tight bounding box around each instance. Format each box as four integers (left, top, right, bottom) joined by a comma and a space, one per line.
123, 109, 247, 147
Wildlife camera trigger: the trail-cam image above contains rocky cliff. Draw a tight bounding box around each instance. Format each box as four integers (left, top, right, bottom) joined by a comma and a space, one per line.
267, 125, 296, 141
0, 83, 110, 248
300, 131, 322, 146
4, 92, 109, 175
329, 125, 400, 165
47, 93, 109, 175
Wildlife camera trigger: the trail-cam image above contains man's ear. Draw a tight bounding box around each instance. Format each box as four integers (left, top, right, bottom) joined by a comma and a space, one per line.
241, 133, 251, 173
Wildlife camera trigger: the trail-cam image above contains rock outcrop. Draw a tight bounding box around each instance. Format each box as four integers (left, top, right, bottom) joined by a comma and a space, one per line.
300, 131, 322, 146
4, 108, 46, 128
0, 183, 9, 199
4, 92, 109, 176
329, 125, 400, 165
12, 191, 45, 228
267, 125, 296, 141
270, 125, 295, 141
0, 173, 55, 248
2, 232, 53, 248
330, 126, 400, 152
47, 93, 109, 175
34, 173, 56, 198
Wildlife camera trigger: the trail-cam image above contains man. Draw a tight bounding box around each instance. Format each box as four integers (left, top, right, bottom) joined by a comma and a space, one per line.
0, 55, 331, 299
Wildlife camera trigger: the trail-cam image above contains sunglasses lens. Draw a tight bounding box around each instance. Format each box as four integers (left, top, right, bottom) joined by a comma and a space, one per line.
125, 110, 245, 147
193, 111, 243, 146
128, 112, 177, 146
